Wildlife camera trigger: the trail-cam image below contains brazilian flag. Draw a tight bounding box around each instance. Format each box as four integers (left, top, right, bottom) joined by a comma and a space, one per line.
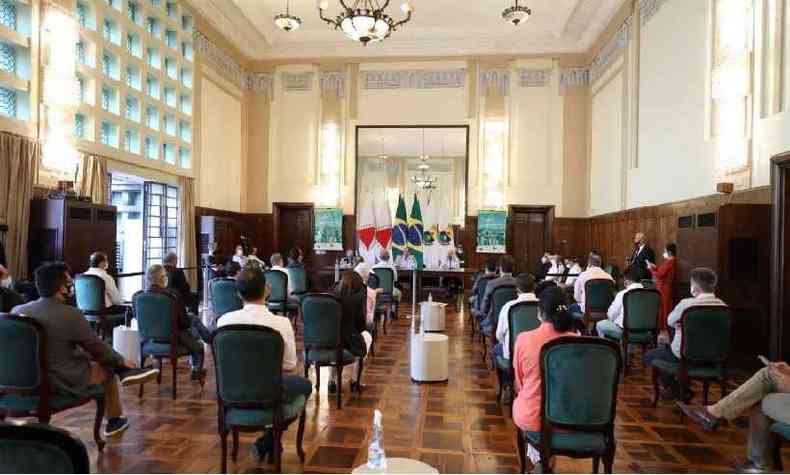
407, 193, 424, 269
392, 194, 408, 260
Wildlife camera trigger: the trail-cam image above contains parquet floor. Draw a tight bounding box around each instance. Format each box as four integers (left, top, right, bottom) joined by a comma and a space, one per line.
40, 300, 789, 473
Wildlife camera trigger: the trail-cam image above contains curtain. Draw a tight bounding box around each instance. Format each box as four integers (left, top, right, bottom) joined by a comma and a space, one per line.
76, 152, 109, 204
178, 176, 197, 289
0, 132, 40, 279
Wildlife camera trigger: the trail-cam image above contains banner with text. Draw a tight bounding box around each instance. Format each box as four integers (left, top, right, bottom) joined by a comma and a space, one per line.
314, 208, 343, 251
476, 209, 507, 254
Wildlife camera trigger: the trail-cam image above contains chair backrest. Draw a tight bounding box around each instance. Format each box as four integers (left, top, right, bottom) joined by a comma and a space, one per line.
211, 325, 284, 410
0, 422, 90, 473
210, 278, 243, 316
584, 279, 615, 312
372, 267, 395, 294
74, 275, 106, 312
367, 273, 380, 289
133, 291, 177, 343
0, 314, 43, 395
622, 288, 661, 333
475, 275, 495, 304
301, 293, 342, 350
491, 285, 517, 327
681, 306, 732, 364
264, 270, 288, 303
508, 301, 539, 359
289, 267, 308, 294
540, 337, 621, 432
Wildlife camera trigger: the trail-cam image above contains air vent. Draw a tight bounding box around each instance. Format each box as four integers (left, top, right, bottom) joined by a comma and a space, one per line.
96, 210, 115, 222
69, 207, 92, 220
678, 215, 694, 228
697, 212, 717, 227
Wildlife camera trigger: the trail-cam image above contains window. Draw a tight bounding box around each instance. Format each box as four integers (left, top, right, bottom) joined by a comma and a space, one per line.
143, 182, 179, 269
0, 0, 32, 122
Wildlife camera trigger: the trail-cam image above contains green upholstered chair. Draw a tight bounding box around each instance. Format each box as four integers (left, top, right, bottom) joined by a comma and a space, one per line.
74, 274, 127, 340
301, 293, 361, 409
0, 422, 90, 473
350, 287, 375, 357
583, 279, 615, 328
210, 324, 307, 474
495, 300, 539, 402
470, 274, 496, 338
367, 273, 389, 336
209, 278, 242, 318
771, 422, 790, 471
0, 314, 106, 452
599, 288, 661, 376
288, 267, 308, 299
133, 291, 196, 400
372, 267, 398, 320
650, 306, 732, 408
481, 285, 517, 363
264, 270, 298, 317
517, 336, 622, 474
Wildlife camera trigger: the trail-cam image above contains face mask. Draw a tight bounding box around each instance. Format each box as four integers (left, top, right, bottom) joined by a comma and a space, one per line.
1, 276, 11, 288
163, 277, 169, 288
663, 251, 669, 259
541, 257, 548, 264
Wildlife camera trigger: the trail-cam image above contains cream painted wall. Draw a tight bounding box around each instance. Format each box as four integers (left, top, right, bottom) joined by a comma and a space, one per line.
246, 93, 270, 213
590, 70, 624, 215
562, 87, 589, 217
199, 75, 243, 212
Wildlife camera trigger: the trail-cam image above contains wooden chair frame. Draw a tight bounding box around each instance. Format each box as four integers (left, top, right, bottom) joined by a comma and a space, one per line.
495, 300, 538, 403
0, 314, 106, 451
75, 274, 128, 340
583, 279, 615, 331
372, 267, 398, 324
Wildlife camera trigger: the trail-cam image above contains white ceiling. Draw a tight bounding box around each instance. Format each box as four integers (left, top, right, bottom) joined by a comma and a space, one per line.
188, 0, 626, 61
357, 127, 467, 158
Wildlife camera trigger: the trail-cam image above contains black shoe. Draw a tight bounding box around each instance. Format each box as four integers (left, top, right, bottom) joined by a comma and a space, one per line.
117, 367, 159, 387
328, 380, 337, 394
103, 417, 129, 437
676, 402, 722, 431
250, 431, 273, 464
190, 368, 207, 381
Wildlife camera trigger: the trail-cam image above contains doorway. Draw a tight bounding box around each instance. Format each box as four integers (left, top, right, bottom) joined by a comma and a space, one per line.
508, 205, 554, 274
273, 202, 314, 266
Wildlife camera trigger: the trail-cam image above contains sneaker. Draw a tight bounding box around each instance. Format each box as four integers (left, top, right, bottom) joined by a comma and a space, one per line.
103, 417, 129, 437
117, 367, 159, 387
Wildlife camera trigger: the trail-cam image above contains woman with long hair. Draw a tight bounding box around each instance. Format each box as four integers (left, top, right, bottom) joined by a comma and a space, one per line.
329, 271, 374, 393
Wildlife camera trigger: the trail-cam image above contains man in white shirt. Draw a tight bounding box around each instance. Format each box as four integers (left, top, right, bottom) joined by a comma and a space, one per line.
217, 267, 311, 462
570, 253, 614, 314
83, 252, 128, 313
643, 267, 727, 399
232, 245, 248, 268
597, 267, 643, 339
372, 249, 401, 302
562, 258, 583, 287
544, 255, 566, 283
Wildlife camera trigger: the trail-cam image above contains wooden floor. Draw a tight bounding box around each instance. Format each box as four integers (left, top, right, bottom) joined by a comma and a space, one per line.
44, 300, 788, 473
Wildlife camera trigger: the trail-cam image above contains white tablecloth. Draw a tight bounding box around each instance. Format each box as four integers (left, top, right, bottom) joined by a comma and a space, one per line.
352, 458, 439, 474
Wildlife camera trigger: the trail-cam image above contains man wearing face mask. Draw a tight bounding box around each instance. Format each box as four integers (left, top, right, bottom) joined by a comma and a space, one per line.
643, 267, 727, 400
0, 264, 26, 312
629, 232, 655, 281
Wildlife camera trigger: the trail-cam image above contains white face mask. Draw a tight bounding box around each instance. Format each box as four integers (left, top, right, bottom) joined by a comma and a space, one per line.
541, 257, 548, 264
1, 276, 11, 288
663, 251, 670, 259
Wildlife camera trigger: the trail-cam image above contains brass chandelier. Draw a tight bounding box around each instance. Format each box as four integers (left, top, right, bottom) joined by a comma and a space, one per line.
318, 0, 413, 45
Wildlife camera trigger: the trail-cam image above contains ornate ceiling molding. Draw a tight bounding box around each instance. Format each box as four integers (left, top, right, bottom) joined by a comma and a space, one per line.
360, 69, 467, 90
320, 71, 347, 98
247, 72, 274, 97
588, 15, 633, 84
518, 68, 553, 88
559, 67, 590, 88
480, 68, 510, 96
195, 30, 250, 91
281, 72, 315, 92
639, 0, 669, 26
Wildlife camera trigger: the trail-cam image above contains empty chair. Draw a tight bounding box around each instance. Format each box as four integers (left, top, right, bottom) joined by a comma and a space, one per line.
74, 274, 127, 340
517, 336, 622, 473
0, 422, 90, 473
372, 267, 397, 320
211, 324, 307, 473
0, 314, 106, 451
210, 278, 242, 319
288, 266, 309, 302
264, 270, 298, 318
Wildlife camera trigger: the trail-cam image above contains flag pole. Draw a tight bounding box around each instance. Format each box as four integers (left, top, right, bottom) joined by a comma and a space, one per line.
410, 267, 417, 319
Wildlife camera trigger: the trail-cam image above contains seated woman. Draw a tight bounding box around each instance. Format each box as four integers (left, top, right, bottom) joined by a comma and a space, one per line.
329, 271, 374, 393
512, 285, 577, 472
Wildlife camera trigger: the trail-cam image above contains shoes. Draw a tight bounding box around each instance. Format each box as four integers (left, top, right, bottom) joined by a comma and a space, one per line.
104, 417, 129, 437
732, 460, 774, 473
116, 367, 159, 387
328, 380, 337, 394
676, 402, 722, 432
190, 368, 207, 381
250, 431, 274, 464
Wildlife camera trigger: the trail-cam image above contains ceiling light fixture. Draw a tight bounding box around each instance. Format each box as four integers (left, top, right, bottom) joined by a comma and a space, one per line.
502, 0, 531, 26
274, 0, 302, 32
318, 0, 413, 46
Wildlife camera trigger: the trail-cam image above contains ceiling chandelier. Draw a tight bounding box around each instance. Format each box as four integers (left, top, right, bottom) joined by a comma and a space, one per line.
318, 0, 413, 45
502, 0, 532, 26
410, 129, 437, 191
274, 0, 302, 32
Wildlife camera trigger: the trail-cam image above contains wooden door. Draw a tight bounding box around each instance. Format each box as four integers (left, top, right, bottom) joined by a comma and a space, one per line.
508, 206, 554, 274
770, 152, 790, 361
273, 203, 314, 266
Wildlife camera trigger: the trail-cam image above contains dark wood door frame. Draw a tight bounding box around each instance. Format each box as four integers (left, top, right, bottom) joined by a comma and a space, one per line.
770, 152, 790, 360
507, 205, 555, 256
272, 202, 314, 255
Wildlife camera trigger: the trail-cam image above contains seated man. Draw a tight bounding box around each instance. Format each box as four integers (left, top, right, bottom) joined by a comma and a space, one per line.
163, 252, 199, 315
232, 245, 248, 268
224, 261, 242, 280
596, 267, 643, 339
569, 252, 614, 316
12, 263, 158, 437
0, 264, 26, 312
643, 267, 726, 399
372, 249, 401, 302
678, 360, 790, 473
562, 257, 583, 287
480, 256, 518, 335
470, 258, 498, 311
493, 272, 537, 404
83, 251, 128, 315
143, 264, 211, 381
218, 268, 311, 462
340, 249, 356, 268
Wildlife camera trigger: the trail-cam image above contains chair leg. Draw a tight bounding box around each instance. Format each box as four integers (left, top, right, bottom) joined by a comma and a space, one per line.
337, 365, 343, 409
220, 429, 228, 474
651, 367, 660, 407
171, 358, 177, 400
496, 368, 503, 403
296, 408, 306, 462
274, 428, 284, 474
138, 381, 144, 398
315, 364, 321, 391
156, 358, 163, 384
592, 457, 600, 474
516, 429, 526, 474
603, 451, 614, 474
232, 429, 239, 462
383, 311, 388, 335
94, 397, 106, 452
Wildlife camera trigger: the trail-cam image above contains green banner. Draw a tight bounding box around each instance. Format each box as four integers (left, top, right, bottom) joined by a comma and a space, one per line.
314, 208, 343, 251
476, 209, 507, 254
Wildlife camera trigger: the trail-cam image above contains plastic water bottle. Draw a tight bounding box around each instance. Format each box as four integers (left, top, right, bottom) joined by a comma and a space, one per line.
367, 409, 387, 470
428, 292, 433, 303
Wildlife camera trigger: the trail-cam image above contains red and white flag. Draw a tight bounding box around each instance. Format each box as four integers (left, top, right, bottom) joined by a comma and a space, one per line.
356, 192, 376, 262
374, 190, 392, 251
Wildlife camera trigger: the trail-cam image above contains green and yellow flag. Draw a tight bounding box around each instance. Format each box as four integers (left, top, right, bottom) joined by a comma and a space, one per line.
407, 193, 424, 269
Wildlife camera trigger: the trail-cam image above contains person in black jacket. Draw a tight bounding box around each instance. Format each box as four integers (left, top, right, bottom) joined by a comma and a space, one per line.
329, 271, 373, 393
629, 232, 656, 281
163, 252, 199, 315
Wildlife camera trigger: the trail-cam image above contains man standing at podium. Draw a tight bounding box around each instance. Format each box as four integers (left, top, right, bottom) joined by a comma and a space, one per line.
629, 232, 655, 281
